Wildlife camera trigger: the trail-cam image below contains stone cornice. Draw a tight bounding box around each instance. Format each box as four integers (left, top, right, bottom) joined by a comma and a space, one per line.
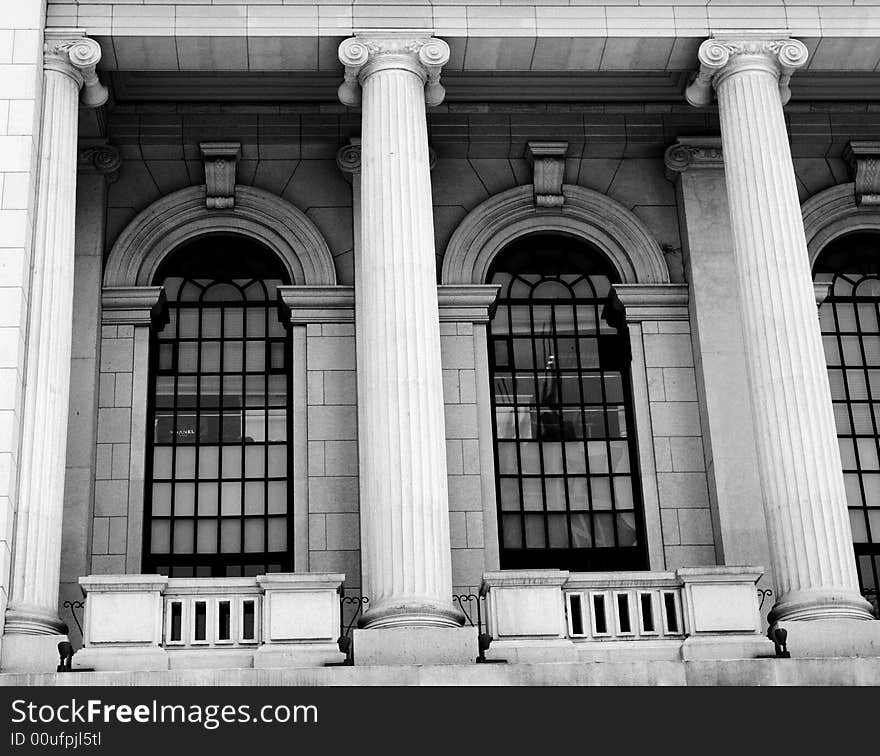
78, 140, 121, 178
101, 286, 167, 327
44, 28, 108, 108
338, 32, 450, 107
79, 575, 169, 594
664, 137, 723, 181
256, 573, 346, 592
437, 284, 500, 323
685, 32, 809, 108
278, 286, 355, 324
609, 283, 690, 323
276, 285, 497, 324
480, 570, 570, 595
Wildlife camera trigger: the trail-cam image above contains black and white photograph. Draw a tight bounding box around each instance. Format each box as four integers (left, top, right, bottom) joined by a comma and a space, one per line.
0, 0, 878, 748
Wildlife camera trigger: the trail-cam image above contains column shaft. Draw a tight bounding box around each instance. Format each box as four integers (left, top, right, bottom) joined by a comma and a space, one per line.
341, 36, 461, 628
5, 34, 106, 637
700, 38, 873, 622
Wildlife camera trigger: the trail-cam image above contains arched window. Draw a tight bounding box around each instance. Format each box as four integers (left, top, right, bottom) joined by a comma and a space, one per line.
815, 231, 880, 616
488, 234, 647, 571
144, 236, 292, 577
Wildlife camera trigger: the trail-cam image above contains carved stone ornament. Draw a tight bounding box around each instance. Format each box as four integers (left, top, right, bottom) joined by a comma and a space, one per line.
684, 33, 809, 108
44, 29, 108, 108
337, 33, 451, 108
336, 137, 436, 180
664, 137, 723, 180
78, 141, 121, 179
526, 141, 568, 208
200, 142, 241, 209
843, 141, 880, 206
336, 138, 361, 181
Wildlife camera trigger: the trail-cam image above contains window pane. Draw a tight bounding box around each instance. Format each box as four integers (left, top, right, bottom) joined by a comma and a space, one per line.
153, 448, 173, 479
244, 481, 264, 515
151, 520, 170, 554
245, 518, 265, 553
268, 517, 287, 551
267, 446, 287, 477
221, 520, 241, 553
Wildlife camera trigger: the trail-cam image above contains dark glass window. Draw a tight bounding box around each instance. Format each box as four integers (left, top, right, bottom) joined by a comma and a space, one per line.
144, 236, 293, 577
488, 234, 647, 571
815, 231, 880, 617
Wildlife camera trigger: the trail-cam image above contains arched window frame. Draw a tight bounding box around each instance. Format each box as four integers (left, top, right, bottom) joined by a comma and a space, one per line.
143, 247, 293, 577
97, 186, 337, 575
804, 181, 880, 615
442, 184, 682, 572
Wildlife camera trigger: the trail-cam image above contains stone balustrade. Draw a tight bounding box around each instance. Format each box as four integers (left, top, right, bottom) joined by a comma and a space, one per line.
75, 573, 346, 671
480, 567, 772, 663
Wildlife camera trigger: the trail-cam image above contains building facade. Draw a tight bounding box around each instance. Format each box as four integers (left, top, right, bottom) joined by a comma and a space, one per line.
0, 0, 879, 683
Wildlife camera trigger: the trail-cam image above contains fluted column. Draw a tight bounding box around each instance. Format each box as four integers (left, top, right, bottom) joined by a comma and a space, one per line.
686, 33, 874, 624
4, 30, 108, 637
338, 33, 462, 628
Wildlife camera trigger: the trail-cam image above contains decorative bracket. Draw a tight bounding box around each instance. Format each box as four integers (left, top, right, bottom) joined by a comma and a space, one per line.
843, 141, 880, 206
200, 142, 241, 209
526, 141, 568, 208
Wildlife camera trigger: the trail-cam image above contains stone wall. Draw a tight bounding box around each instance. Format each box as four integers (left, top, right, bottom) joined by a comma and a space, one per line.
304, 323, 360, 589
440, 320, 489, 596
0, 0, 45, 641
641, 320, 717, 568
91, 324, 136, 574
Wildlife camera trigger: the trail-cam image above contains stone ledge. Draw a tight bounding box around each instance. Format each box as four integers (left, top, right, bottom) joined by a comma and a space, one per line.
4, 657, 880, 686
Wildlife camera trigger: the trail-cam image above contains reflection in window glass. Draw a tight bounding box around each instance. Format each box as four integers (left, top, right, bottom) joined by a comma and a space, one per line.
488, 234, 646, 571
145, 238, 293, 577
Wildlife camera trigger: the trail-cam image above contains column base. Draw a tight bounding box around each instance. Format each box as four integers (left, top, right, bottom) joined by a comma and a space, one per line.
4, 603, 68, 635
1, 633, 70, 673
359, 598, 464, 629
768, 588, 875, 623
773, 618, 880, 658
353, 626, 478, 665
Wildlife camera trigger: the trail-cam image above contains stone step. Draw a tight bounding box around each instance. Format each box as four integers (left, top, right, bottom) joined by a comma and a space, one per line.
2, 657, 879, 686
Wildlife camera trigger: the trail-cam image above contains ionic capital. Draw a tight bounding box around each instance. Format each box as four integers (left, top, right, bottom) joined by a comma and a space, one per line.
685, 32, 808, 108
337, 33, 451, 107
78, 141, 121, 179
336, 139, 362, 180
44, 28, 108, 108
336, 137, 437, 181
664, 137, 723, 180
